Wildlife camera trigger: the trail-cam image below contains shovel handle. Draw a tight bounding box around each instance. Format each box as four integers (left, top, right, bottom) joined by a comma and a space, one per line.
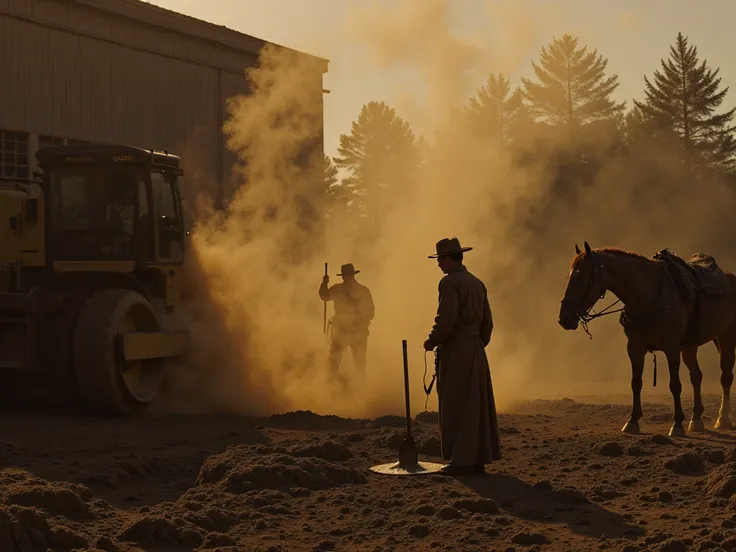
402, 339, 412, 437
323, 263, 328, 334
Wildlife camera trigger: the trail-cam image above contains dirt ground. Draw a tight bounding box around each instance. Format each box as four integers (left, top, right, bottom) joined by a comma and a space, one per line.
2, 393, 736, 552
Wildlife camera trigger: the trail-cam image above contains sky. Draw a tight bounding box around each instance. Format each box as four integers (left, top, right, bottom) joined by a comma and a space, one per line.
150, 0, 736, 157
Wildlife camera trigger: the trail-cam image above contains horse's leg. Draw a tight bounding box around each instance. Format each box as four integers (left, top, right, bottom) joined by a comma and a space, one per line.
682, 346, 705, 433
715, 337, 735, 430
666, 347, 687, 437
622, 338, 646, 434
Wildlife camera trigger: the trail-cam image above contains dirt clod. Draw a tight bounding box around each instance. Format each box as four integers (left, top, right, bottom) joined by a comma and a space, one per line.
706, 463, 736, 498
437, 506, 461, 520
599, 442, 625, 457
119, 515, 204, 548
453, 498, 499, 515
664, 452, 705, 475
511, 532, 548, 545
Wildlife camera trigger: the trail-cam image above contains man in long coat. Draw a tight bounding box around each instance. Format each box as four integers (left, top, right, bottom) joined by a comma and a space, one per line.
319, 263, 375, 385
423, 237, 501, 476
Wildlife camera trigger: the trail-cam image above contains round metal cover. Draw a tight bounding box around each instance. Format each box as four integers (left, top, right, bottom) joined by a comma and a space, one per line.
369, 461, 446, 476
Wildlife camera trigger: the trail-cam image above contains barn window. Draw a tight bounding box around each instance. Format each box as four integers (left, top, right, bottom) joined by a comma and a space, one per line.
0, 130, 29, 178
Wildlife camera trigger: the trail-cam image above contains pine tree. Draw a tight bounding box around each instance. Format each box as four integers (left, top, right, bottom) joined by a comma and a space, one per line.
323, 154, 350, 216
622, 105, 678, 154
522, 34, 625, 129
334, 101, 419, 224
324, 153, 338, 189
466, 73, 524, 146
635, 32, 736, 172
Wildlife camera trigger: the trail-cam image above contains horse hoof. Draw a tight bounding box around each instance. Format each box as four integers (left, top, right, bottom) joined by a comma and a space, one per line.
715, 417, 734, 430
688, 419, 705, 433
669, 425, 686, 438
621, 421, 640, 434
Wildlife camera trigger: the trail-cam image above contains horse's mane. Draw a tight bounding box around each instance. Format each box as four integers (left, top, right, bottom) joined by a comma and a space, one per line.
570, 247, 651, 269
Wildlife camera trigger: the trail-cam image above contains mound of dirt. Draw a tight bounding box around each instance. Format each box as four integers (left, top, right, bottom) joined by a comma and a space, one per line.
659, 538, 689, 552
649, 435, 678, 447
383, 430, 406, 451
0, 505, 88, 552
499, 426, 520, 435
1, 472, 93, 519
196, 445, 366, 493
419, 436, 442, 457
83, 456, 192, 489
626, 445, 651, 457
414, 411, 438, 425
288, 440, 353, 462
5, 487, 91, 518
374, 415, 406, 428
119, 513, 204, 548
343, 432, 366, 444
664, 452, 705, 475
598, 442, 625, 457
511, 531, 549, 545
706, 462, 736, 498
263, 410, 365, 431
699, 448, 727, 465
177, 500, 239, 533
452, 498, 499, 515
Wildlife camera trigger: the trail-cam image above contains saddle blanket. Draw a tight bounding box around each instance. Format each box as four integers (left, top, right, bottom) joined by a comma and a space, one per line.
653, 249, 731, 299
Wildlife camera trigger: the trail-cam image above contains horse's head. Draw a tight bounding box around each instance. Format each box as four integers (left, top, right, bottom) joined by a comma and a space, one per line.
559, 241, 606, 330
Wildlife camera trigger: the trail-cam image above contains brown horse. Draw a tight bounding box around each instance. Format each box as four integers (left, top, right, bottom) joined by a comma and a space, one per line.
558, 241, 736, 437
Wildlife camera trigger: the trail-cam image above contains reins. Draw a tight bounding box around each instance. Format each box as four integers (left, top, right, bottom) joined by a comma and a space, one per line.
580, 297, 624, 339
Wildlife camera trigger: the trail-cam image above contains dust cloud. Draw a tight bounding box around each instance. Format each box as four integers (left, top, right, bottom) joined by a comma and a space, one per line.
168, 0, 736, 418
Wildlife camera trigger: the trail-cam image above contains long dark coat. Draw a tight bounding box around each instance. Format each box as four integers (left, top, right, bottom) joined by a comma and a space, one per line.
426, 265, 501, 465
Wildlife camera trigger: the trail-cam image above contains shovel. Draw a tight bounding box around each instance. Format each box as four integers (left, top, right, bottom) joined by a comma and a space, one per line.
398, 339, 419, 469
368, 341, 443, 476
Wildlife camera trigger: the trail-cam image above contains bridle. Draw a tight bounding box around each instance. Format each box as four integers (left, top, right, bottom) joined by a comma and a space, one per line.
563, 253, 623, 339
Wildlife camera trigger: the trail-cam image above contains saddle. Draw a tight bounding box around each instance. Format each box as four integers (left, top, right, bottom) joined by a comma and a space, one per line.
653, 248, 730, 299
652, 248, 731, 345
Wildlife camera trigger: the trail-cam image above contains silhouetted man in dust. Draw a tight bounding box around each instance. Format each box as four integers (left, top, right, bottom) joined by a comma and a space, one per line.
319, 263, 375, 387
423, 237, 501, 476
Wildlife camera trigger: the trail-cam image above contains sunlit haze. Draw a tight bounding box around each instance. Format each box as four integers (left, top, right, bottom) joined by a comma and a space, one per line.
155, 0, 736, 419
151, 0, 736, 157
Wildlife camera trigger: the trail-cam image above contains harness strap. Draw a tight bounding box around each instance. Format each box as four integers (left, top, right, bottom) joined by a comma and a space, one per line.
423, 348, 440, 411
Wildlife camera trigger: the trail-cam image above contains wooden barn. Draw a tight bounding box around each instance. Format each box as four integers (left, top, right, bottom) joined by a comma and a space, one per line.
0, 0, 328, 208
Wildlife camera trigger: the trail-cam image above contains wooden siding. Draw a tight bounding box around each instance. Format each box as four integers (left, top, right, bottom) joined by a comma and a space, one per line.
0, 0, 325, 208
1, 0, 266, 74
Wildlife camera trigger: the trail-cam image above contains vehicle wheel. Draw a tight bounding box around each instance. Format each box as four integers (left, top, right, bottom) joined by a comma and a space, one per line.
73, 288, 164, 416
54, 290, 90, 383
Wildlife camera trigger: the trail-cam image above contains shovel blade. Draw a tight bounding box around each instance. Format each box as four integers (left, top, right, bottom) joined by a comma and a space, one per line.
398, 434, 419, 469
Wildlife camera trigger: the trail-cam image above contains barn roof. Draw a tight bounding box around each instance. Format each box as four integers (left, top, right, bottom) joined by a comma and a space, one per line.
73, 0, 329, 71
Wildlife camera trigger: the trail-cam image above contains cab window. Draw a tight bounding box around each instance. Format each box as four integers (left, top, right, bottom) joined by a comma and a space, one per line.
150, 172, 179, 228
150, 170, 182, 262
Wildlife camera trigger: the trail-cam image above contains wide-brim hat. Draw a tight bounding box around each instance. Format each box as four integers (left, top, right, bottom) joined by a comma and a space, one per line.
428, 237, 473, 259
337, 263, 360, 276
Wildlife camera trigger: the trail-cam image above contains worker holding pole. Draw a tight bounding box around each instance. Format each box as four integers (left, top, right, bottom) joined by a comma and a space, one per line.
319, 262, 375, 389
